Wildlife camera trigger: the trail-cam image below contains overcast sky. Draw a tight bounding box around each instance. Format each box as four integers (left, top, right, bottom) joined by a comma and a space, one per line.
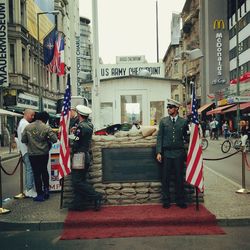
79, 0, 185, 64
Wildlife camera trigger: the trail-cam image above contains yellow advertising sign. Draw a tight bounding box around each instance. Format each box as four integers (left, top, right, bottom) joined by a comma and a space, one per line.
217, 99, 228, 106
213, 19, 225, 30
27, 0, 54, 42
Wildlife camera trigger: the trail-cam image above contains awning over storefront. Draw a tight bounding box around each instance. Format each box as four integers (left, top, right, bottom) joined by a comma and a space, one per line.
198, 103, 214, 114
206, 104, 236, 116
0, 108, 22, 117
223, 102, 250, 113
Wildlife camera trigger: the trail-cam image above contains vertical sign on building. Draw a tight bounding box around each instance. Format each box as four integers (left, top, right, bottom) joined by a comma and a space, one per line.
0, 0, 8, 87
75, 36, 81, 95
212, 19, 226, 86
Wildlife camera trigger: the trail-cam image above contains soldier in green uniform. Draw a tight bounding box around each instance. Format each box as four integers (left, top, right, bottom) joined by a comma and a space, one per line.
156, 99, 189, 209
70, 105, 102, 211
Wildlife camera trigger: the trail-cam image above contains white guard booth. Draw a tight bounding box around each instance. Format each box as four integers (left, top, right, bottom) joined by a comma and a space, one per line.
84, 75, 181, 128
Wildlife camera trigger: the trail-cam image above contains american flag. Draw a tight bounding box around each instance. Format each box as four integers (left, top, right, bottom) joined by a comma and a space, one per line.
48, 31, 65, 76
58, 74, 71, 179
186, 84, 204, 192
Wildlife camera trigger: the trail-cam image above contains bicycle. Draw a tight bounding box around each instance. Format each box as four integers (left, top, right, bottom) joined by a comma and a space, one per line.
201, 137, 208, 150
221, 132, 241, 153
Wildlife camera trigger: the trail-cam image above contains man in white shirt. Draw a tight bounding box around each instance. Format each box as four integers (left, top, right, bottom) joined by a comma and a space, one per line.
17, 109, 36, 198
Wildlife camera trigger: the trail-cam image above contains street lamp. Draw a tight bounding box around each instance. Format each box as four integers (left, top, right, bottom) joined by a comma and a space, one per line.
182, 48, 203, 116
37, 11, 59, 112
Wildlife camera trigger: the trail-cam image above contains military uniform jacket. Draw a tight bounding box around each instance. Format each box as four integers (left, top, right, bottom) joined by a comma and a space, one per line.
21, 120, 58, 156
156, 116, 189, 158
72, 119, 93, 153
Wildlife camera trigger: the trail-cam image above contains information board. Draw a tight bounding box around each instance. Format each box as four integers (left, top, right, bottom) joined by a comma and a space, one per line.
102, 147, 161, 183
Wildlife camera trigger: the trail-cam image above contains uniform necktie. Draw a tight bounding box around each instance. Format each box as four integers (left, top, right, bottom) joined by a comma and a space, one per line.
172, 118, 175, 125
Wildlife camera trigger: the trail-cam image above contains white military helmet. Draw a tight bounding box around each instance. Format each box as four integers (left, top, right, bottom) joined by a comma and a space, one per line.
76, 105, 92, 116
167, 98, 181, 108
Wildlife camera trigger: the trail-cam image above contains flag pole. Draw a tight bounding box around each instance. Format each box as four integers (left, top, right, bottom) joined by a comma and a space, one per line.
195, 187, 199, 211
60, 177, 64, 209
58, 73, 72, 209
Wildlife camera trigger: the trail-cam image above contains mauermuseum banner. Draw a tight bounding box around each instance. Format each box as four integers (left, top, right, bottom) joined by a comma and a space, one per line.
0, 0, 8, 87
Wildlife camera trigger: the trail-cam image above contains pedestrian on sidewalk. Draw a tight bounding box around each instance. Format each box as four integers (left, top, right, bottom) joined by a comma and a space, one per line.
17, 108, 36, 198
222, 121, 229, 139
21, 111, 58, 202
70, 105, 103, 211
156, 99, 189, 209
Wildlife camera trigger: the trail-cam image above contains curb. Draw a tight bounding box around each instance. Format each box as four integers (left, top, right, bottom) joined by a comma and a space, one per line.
1, 217, 250, 231
0, 220, 64, 231
1, 154, 20, 162
217, 217, 250, 227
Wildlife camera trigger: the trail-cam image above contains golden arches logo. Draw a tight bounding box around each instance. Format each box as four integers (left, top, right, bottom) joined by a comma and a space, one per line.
213, 19, 225, 30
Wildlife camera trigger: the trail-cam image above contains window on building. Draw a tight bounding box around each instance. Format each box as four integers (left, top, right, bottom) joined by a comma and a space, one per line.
150, 101, 164, 125
29, 51, 33, 78
174, 94, 180, 102
121, 95, 142, 124
21, 1, 26, 26
57, 76, 60, 93
8, 0, 13, 23
100, 103, 113, 127
9, 44, 15, 73
22, 48, 25, 74
174, 62, 178, 74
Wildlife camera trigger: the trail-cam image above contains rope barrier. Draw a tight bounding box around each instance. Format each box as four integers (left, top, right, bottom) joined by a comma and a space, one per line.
203, 149, 241, 161
0, 156, 22, 176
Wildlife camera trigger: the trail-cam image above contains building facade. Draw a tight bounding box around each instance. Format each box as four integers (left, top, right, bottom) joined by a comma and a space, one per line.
77, 16, 92, 98
228, 0, 250, 96
2, 0, 81, 112
79, 17, 92, 83
200, 0, 230, 104
0, 0, 80, 144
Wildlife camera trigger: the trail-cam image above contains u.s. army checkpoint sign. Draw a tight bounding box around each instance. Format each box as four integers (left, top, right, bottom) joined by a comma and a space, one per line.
0, 0, 8, 87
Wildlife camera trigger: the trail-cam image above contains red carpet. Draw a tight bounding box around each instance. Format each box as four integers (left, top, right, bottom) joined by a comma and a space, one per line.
60, 204, 225, 240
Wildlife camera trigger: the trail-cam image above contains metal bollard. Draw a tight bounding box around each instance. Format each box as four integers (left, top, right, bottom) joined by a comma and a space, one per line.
14, 156, 25, 199
0, 156, 11, 214
236, 138, 250, 194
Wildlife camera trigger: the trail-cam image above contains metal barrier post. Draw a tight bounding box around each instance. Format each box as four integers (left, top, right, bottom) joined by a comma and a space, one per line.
236, 146, 250, 194
0, 156, 11, 214
14, 156, 25, 199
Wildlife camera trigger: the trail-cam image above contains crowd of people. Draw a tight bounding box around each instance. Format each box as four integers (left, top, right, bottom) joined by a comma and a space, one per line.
197, 118, 250, 140
14, 105, 102, 211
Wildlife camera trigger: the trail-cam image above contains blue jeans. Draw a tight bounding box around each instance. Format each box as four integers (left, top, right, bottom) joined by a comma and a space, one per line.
23, 153, 34, 190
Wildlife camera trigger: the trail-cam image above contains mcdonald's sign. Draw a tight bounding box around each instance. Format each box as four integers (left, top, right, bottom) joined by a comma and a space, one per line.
213, 19, 225, 30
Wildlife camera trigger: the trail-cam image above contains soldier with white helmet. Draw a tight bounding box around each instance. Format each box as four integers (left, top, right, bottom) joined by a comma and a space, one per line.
70, 105, 102, 211
156, 99, 189, 209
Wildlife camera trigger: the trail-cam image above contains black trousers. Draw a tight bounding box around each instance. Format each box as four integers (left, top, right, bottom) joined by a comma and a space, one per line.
29, 154, 49, 196
162, 155, 186, 204
71, 169, 101, 209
